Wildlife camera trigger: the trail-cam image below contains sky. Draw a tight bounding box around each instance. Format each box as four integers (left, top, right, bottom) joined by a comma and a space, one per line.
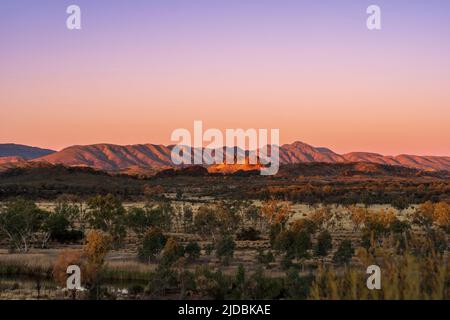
0, 0, 449, 155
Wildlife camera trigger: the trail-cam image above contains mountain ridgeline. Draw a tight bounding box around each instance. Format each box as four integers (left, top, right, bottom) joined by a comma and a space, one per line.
0, 141, 449, 174
0, 144, 55, 159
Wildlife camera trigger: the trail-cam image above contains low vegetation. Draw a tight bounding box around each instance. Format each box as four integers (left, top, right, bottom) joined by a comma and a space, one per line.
0, 192, 448, 299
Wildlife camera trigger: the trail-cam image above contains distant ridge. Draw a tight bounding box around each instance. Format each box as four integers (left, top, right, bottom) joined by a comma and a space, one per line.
0, 143, 55, 159
0, 141, 449, 173
38, 144, 174, 170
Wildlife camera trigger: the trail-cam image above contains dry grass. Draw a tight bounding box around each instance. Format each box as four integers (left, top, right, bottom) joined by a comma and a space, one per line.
0, 250, 54, 276
102, 260, 156, 280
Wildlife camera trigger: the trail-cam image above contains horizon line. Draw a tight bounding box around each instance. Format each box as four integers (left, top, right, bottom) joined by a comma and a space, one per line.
1, 141, 449, 158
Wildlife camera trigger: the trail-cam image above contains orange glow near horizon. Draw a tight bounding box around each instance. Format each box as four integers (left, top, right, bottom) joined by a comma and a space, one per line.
0, 1, 449, 156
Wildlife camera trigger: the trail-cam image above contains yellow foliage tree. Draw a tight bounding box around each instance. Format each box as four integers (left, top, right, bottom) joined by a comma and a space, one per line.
260, 200, 291, 226
82, 230, 111, 286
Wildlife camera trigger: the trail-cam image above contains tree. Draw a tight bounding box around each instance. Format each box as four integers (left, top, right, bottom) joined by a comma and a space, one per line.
315, 230, 332, 257
389, 219, 411, 252
127, 202, 172, 236
42, 212, 69, 247
204, 243, 214, 256
349, 206, 368, 231
85, 194, 127, 246
194, 266, 230, 299
194, 205, 221, 240
293, 231, 311, 260
231, 264, 246, 299
215, 235, 235, 265
0, 198, 46, 252
138, 228, 167, 263
236, 227, 261, 241
126, 207, 152, 236
269, 223, 283, 247
184, 241, 201, 262
284, 268, 312, 299
161, 237, 184, 266
260, 200, 291, 227
243, 203, 261, 228
274, 228, 311, 263
216, 201, 242, 235
433, 202, 449, 231
247, 266, 283, 299
147, 263, 177, 298
151, 201, 173, 231
291, 219, 317, 235
54, 199, 80, 222
256, 249, 275, 266
83, 230, 111, 288
333, 240, 354, 265
415, 201, 435, 227
182, 205, 194, 233
43, 200, 82, 246
415, 201, 449, 232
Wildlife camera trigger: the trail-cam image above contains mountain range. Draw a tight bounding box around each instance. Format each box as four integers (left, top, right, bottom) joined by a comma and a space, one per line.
0, 144, 55, 159
0, 142, 449, 174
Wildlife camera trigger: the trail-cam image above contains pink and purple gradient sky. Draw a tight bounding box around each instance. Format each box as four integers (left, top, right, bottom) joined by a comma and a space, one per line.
0, 0, 449, 155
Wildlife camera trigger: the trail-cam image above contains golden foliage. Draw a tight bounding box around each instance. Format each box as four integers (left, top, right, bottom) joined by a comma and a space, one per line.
82, 230, 112, 285
260, 200, 291, 225
348, 206, 369, 230
310, 248, 449, 300
52, 249, 83, 287
417, 201, 450, 230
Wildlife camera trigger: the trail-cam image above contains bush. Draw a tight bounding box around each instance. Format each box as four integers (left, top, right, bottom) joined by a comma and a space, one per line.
284, 268, 313, 299
275, 229, 311, 260
236, 227, 261, 241
128, 284, 144, 296
256, 249, 275, 266
215, 235, 235, 265
138, 228, 167, 263
51, 229, 84, 244
247, 267, 283, 299
184, 241, 201, 262
314, 230, 332, 257
161, 237, 184, 266
333, 240, 354, 265
204, 243, 214, 256
193, 206, 220, 238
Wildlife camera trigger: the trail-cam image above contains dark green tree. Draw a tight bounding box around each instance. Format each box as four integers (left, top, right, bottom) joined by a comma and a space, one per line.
43, 200, 82, 246
86, 194, 127, 246
138, 228, 167, 263
284, 268, 312, 299
333, 240, 354, 265
0, 198, 46, 252
215, 235, 236, 265
184, 241, 201, 262
314, 230, 332, 257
